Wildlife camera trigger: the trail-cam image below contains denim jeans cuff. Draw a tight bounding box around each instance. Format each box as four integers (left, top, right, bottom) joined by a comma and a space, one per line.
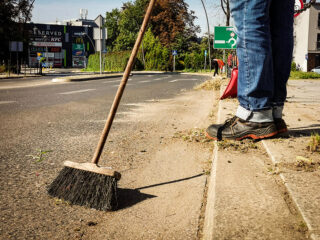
236, 105, 273, 123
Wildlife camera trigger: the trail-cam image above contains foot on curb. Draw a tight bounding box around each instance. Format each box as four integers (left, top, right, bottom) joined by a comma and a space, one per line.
206, 116, 278, 141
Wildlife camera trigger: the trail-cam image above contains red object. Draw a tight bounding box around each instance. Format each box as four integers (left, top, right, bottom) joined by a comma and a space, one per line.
214, 59, 225, 69
220, 67, 238, 100
294, 0, 304, 18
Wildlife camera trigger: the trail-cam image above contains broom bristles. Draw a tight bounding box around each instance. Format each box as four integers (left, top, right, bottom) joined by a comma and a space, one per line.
48, 167, 118, 211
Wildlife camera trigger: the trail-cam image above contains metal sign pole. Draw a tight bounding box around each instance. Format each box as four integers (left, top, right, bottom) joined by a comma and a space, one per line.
9, 52, 11, 77
223, 49, 225, 73
17, 52, 19, 75
204, 54, 206, 70
99, 27, 102, 74
173, 55, 175, 72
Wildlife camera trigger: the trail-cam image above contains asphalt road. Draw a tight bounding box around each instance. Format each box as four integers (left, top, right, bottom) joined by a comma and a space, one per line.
0, 73, 207, 114
0, 72, 214, 239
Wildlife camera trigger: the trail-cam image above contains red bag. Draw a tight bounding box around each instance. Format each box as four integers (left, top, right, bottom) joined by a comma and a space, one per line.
220, 67, 238, 100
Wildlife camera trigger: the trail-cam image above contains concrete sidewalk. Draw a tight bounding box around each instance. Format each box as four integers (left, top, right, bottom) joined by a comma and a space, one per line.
203, 79, 320, 239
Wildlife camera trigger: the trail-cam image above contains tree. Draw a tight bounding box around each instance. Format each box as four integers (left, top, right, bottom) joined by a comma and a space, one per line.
150, 0, 200, 48
112, 0, 149, 51
105, 8, 121, 51
220, 0, 230, 26
0, 0, 34, 65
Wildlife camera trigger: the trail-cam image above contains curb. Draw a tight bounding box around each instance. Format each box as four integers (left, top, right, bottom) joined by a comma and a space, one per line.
262, 141, 319, 240
0, 75, 42, 80
51, 74, 123, 83
202, 85, 317, 239
202, 92, 222, 240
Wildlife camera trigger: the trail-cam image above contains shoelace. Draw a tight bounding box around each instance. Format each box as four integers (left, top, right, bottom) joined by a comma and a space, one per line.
221, 116, 238, 128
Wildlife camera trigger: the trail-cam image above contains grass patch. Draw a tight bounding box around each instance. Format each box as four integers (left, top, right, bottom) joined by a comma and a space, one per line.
217, 139, 258, 153
173, 128, 211, 143
307, 132, 320, 152
295, 156, 319, 172
290, 71, 320, 79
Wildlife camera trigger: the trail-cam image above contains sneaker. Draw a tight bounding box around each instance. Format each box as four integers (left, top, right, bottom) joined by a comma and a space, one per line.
274, 118, 288, 133
206, 116, 278, 141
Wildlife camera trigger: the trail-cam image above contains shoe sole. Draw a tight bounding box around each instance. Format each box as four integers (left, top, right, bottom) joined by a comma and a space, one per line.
206, 129, 278, 141
277, 128, 288, 134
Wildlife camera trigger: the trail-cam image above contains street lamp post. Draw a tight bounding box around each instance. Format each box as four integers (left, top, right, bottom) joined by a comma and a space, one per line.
200, 0, 212, 71
82, 32, 96, 53
82, 32, 96, 69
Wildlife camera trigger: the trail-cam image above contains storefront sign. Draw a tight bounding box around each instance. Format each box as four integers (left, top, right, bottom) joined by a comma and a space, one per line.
32, 42, 62, 47
30, 29, 62, 37
72, 44, 85, 56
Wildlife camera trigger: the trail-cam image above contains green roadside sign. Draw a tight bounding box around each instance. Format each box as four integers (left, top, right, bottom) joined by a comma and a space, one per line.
214, 26, 237, 49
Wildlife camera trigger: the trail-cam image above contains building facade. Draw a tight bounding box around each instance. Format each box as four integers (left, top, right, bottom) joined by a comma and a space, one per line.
27, 23, 95, 68
293, 3, 320, 71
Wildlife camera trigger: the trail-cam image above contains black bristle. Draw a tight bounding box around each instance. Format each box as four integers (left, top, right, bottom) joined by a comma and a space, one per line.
48, 167, 118, 211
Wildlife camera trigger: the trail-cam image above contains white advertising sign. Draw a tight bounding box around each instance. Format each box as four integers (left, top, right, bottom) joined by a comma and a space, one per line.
32, 42, 62, 47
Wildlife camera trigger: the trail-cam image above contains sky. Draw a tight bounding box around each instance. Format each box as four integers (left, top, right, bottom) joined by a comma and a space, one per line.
30, 0, 224, 36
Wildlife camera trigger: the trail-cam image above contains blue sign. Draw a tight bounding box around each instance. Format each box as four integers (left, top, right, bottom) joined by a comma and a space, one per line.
305, 54, 308, 61
172, 50, 178, 56
204, 50, 207, 56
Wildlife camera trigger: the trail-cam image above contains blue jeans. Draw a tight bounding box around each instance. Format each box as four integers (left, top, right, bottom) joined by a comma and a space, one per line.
230, 0, 294, 121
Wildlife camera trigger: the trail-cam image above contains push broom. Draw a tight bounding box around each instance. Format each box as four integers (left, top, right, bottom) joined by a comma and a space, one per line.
48, 0, 156, 211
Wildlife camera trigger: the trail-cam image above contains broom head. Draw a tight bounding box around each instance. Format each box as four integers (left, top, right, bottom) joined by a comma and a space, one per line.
48, 161, 121, 211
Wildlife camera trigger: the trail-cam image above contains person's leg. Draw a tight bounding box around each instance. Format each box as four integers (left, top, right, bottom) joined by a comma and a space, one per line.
232, 0, 274, 121
206, 0, 278, 140
214, 62, 218, 76
269, 0, 294, 132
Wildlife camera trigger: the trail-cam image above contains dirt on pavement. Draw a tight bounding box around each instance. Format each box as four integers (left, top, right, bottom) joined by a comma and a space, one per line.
0, 86, 216, 239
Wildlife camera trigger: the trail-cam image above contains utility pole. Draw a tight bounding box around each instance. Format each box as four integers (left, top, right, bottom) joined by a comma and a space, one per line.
200, 0, 211, 71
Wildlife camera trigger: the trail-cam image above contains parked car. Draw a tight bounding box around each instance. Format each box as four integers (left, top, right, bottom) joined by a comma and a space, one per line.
311, 66, 320, 74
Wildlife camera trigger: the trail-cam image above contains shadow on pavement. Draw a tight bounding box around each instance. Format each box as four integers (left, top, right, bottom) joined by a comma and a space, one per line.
135, 173, 204, 190
288, 124, 320, 137
117, 188, 156, 210
117, 173, 204, 210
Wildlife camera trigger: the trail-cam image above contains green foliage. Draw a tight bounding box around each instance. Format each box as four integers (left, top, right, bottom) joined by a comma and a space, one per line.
0, 65, 6, 73
183, 52, 204, 71
87, 51, 144, 72
105, 8, 121, 51
291, 62, 297, 71
0, 0, 34, 63
290, 71, 320, 79
112, 0, 148, 51
102, 0, 214, 72
143, 28, 170, 71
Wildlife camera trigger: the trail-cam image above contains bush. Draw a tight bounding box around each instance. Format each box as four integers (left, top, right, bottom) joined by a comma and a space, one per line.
290, 71, 320, 79
0, 65, 6, 73
291, 62, 297, 71
87, 51, 144, 72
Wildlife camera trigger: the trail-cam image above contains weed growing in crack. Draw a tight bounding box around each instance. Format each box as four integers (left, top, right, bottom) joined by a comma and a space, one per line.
295, 156, 319, 172
217, 139, 258, 153
173, 128, 211, 143
307, 132, 320, 152
26, 149, 52, 163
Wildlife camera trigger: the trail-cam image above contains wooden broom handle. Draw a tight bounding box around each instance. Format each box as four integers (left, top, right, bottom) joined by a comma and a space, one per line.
91, 0, 156, 164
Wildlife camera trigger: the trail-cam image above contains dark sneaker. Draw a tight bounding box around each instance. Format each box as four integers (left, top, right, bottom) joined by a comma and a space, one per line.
274, 118, 288, 133
206, 116, 278, 141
